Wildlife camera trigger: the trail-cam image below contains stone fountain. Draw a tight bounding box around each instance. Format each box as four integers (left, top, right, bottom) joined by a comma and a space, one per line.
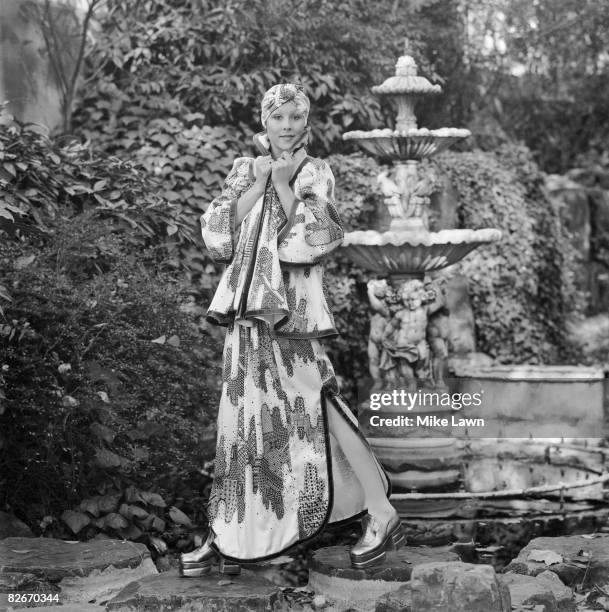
342, 47, 500, 397
340, 47, 500, 517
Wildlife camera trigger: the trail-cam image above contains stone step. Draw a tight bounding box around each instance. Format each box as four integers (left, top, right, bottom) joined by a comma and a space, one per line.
0, 537, 157, 606
105, 569, 283, 612
307, 544, 460, 611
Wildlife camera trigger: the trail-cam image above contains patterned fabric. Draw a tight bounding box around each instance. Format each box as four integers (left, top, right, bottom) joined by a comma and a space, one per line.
208, 320, 388, 561
201, 155, 344, 337
260, 83, 310, 127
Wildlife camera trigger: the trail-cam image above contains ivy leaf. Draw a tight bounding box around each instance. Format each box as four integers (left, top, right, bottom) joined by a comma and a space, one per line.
527, 549, 563, 565
168, 506, 192, 527
79, 497, 101, 518
61, 510, 91, 534
89, 422, 116, 444
94, 449, 123, 469
140, 491, 166, 508
119, 503, 149, 521
103, 513, 129, 530
118, 524, 143, 541
151, 516, 166, 532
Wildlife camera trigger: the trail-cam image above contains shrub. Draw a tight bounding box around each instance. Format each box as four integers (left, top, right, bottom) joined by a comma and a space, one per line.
0, 216, 222, 541
0, 108, 186, 246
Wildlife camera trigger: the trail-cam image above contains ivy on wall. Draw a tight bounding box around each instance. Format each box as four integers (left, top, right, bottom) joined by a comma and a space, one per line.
436, 144, 585, 364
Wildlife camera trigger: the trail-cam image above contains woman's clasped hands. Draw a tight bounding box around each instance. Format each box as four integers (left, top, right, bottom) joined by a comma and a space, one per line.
253, 152, 297, 189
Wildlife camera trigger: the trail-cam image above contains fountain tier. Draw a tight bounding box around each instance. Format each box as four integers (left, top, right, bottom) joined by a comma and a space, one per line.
343, 127, 470, 161
342, 228, 501, 276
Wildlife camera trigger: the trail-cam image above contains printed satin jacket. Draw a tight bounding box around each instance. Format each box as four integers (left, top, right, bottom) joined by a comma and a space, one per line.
201, 154, 344, 339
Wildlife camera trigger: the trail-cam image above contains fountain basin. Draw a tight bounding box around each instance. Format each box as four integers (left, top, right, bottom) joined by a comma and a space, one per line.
343, 128, 470, 160
450, 364, 605, 439
341, 228, 501, 275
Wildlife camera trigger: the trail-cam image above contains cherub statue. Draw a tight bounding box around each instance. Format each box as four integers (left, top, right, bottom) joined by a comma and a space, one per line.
366, 279, 394, 392
380, 279, 433, 391
424, 277, 450, 391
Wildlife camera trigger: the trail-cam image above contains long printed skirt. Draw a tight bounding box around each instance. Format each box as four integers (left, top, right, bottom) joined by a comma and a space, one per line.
207, 320, 390, 562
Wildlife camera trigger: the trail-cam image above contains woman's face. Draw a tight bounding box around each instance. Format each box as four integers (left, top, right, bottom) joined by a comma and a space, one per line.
265, 101, 307, 157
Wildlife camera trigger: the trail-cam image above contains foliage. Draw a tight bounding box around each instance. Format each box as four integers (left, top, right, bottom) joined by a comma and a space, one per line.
435, 143, 585, 363
0, 216, 222, 543
0, 108, 187, 245
459, 0, 609, 172
75, 0, 452, 152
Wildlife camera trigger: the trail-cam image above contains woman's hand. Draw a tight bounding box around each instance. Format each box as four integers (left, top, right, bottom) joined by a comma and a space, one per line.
271, 152, 296, 188
253, 156, 273, 187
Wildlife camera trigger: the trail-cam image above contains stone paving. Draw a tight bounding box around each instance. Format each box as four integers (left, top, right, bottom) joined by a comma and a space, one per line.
1, 518, 608, 611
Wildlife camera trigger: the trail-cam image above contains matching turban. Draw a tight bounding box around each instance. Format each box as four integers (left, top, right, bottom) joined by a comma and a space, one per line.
260, 84, 310, 127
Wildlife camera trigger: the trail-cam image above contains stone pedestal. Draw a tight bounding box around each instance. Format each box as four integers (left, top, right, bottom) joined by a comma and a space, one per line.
307, 544, 459, 611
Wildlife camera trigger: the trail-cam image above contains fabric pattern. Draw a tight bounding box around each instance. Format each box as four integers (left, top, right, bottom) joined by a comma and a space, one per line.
208, 320, 387, 561
201, 155, 343, 337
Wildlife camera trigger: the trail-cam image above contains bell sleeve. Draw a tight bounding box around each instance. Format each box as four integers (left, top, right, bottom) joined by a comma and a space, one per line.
277, 160, 344, 264
200, 157, 253, 264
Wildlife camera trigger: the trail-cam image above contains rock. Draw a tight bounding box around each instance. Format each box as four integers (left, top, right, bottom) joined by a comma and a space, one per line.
0, 536, 157, 604
375, 583, 412, 612
309, 545, 459, 582
410, 562, 511, 611
501, 571, 576, 612
0, 512, 34, 539
0, 571, 59, 610
308, 545, 459, 612
0, 571, 55, 593
0, 604, 104, 612
105, 569, 282, 612
504, 534, 609, 587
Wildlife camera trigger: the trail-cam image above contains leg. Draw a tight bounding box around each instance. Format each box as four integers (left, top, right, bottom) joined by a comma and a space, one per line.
325, 400, 394, 521
326, 399, 405, 568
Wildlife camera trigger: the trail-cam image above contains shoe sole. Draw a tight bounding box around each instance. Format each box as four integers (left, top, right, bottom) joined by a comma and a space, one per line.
350, 520, 405, 569
219, 559, 241, 575
179, 561, 213, 577
180, 559, 241, 577
388, 522, 406, 550
350, 547, 387, 569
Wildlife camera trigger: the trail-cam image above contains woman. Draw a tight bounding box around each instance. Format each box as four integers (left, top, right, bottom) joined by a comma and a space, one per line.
180, 84, 403, 576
